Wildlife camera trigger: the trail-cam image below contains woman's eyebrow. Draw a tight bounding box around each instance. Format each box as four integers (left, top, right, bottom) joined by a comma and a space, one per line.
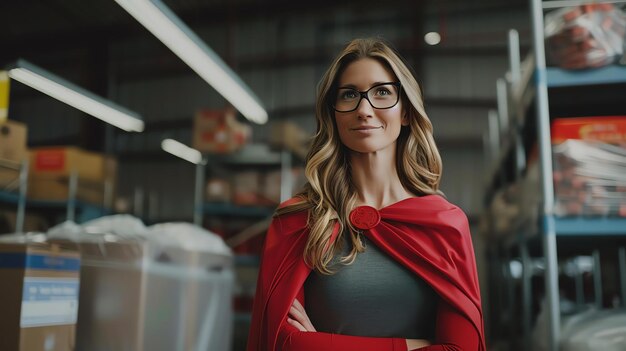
337, 81, 388, 90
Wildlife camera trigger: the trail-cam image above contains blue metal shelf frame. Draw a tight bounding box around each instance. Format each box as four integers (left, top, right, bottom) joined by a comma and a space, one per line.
553, 217, 626, 236
203, 202, 275, 218
546, 66, 626, 87
0, 191, 110, 224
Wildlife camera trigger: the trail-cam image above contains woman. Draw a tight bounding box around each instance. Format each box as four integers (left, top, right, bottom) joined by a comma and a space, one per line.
247, 38, 485, 351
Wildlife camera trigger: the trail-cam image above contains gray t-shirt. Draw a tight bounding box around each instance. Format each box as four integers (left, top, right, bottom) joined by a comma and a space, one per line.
304, 233, 438, 339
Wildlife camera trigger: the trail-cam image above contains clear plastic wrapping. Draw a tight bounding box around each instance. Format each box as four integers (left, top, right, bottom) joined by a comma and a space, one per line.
545, 4, 626, 69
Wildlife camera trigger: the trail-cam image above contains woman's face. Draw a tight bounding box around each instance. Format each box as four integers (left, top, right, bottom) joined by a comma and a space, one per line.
333, 57, 407, 154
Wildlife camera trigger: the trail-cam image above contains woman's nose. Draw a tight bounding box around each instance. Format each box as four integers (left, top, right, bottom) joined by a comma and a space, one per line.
355, 97, 373, 119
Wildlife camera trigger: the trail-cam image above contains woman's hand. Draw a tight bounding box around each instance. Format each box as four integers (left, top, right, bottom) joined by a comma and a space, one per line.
406, 338, 432, 350
287, 299, 317, 332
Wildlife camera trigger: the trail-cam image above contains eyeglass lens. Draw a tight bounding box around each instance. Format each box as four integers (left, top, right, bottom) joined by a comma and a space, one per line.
334, 83, 399, 112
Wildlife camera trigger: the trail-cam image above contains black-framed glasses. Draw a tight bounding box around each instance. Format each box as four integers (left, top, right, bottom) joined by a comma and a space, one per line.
332, 82, 401, 113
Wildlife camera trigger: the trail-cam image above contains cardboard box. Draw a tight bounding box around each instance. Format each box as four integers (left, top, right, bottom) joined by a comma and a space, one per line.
27, 148, 118, 206
192, 108, 251, 154
1, 211, 49, 233
0, 237, 80, 351
29, 147, 108, 181
71, 238, 149, 351
205, 178, 231, 202
28, 176, 107, 205
55, 233, 234, 351
269, 121, 309, 158
261, 170, 282, 204
232, 171, 261, 205
0, 120, 27, 194
0, 120, 27, 163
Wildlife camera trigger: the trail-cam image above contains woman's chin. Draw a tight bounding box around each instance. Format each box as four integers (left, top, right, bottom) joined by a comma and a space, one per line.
344, 143, 395, 155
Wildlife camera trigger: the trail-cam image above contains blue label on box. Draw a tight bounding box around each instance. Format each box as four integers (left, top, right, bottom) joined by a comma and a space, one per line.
0, 253, 80, 271
21, 277, 80, 328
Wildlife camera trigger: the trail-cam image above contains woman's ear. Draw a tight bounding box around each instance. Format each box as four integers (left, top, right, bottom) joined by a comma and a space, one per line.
401, 111, 410, 126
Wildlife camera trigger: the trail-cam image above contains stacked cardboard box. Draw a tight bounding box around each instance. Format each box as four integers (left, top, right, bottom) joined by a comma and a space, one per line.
192, 108, 251, 154
0, 235, 80, 351
28, 147, 117, 206
552, 117, 626, 216
269, 121, 309, 159
0, 120, 27, 189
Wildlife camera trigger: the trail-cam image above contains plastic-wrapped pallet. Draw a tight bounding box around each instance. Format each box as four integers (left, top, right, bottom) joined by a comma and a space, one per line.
560, 308, 626, 351
551, 117, 626, 217
145, 222, 234, 351
47, 216, 234, 351
544, 4, 626, 69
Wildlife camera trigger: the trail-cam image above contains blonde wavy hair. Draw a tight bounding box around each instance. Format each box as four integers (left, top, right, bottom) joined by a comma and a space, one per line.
276, 38, 443, 274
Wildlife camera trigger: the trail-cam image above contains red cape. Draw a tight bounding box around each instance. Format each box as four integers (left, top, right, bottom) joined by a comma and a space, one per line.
247, 195, 485, 351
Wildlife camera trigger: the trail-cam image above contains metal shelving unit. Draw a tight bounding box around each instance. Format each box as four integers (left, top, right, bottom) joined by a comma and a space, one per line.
484, 2, 626, 350
531, 1, 626, 350
0, 161, 112, 231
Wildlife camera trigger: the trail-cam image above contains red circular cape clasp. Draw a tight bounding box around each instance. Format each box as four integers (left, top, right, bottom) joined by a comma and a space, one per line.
349, 206, 381, 230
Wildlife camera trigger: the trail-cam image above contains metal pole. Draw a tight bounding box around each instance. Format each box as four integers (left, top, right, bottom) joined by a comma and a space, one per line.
280, 150, 292, 203
592, 250, 603, 308
574, 258, 584, 306
16, 158, 29, 233
488, 110, 500, 153
67, 170, 77, 222
193, 158, 206, 226
502, 252, 516, 348
496, 78, 509, 134
508, 29, 521, 87
619, 247, 626, 307
148, 191, 159, 224
520, 235, 532, 351
531, 0, 560, 350
104, 179, 113, 210
134, 187, 144, 219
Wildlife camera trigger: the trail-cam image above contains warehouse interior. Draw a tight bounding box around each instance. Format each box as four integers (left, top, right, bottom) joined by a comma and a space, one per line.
1, 0, 625, 350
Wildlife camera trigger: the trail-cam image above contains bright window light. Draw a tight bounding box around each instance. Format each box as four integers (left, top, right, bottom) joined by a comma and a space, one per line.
424, 32, 441, 46
7, 60, 144, 132
161, 138, 203, 164
115, 0, 268, 125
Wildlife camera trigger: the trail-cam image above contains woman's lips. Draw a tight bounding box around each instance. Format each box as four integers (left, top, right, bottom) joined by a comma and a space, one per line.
351, 126, 382, 131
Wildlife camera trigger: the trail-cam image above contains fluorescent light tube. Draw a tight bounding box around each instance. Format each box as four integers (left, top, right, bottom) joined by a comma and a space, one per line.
115, 0, 268, 125
7, 60, 144, 132
161, 138, 203, 164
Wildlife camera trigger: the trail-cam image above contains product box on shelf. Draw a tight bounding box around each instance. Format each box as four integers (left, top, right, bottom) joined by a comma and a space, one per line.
0, 236, 80, 351
261, 170, 282, 205
269, 121, 309, 159
551, 116, 626, 217
232, 171, 262, 206
260, 167, 307, 205
27, 147, 117, 205
206, 177, 232, 203
29, 147, 113, 181
0, 120, 27, 188
192, 108, 251, 154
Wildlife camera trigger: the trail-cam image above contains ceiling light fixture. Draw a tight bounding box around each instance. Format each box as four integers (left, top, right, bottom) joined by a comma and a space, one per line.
161, 138, 203, 164
114, 0, 268, 124
424, 32, 442, 46
7, 60, 144, 132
